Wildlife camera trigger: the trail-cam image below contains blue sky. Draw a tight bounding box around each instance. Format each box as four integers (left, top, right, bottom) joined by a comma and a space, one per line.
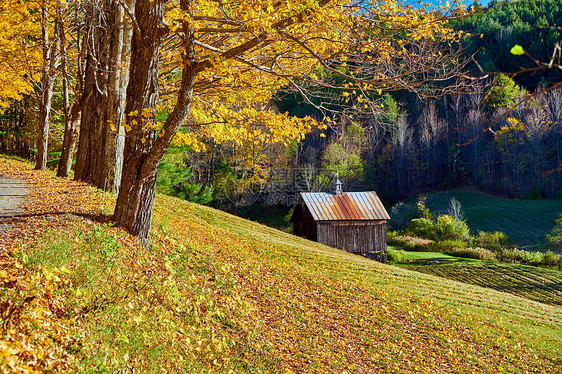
401, 0, 493, 8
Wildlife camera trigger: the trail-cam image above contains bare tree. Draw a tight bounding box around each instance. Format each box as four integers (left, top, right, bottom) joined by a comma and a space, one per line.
392, 113, 412, 187
35, 0, 61, 171
57, 1, 83, 178
448, 197, 465, 222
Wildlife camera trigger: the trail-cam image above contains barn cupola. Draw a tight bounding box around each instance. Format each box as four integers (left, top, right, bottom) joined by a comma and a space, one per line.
333, 177, 343, 195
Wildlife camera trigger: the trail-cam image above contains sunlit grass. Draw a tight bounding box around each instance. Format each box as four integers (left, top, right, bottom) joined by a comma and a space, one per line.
2, 157, 561, 372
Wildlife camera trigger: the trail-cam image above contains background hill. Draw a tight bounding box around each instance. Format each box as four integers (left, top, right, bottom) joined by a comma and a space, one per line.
393, 189, 562, 250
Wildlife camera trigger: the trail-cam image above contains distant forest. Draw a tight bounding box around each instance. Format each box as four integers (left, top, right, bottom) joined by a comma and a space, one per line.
272, 0, 562, 202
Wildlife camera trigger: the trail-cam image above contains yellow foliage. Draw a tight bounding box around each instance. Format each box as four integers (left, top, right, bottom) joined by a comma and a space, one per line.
0, 0, 42, 106
152, 0, 464, 150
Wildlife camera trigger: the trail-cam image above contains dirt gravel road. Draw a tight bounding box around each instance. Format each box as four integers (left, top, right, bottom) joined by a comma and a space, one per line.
0, 175, 28, 231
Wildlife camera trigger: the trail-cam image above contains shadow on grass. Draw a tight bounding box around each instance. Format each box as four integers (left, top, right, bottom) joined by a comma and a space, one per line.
399, 260, 562, 306
405, 257, 481, 266
1, 211, 114, 225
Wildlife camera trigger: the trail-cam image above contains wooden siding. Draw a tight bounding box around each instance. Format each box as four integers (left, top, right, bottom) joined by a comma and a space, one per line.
291, 203, 317, 241
317, 220, 386, 255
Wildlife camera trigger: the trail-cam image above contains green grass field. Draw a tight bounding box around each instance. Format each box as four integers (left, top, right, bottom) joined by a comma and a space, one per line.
388, 246, 483, 264
3, 158, 562, 372
390, 248, 562, 306
397, 190, 562, 250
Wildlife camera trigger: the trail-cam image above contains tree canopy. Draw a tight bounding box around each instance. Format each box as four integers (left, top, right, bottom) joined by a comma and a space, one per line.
0, 0, 470, 243
455, 0, 562, 88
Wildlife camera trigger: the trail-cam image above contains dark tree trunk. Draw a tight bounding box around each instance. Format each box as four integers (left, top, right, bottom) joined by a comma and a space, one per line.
114, 0, 196, 245
74, 49, 111, 186
73, 0, 131, 191
57, 104, 81, 177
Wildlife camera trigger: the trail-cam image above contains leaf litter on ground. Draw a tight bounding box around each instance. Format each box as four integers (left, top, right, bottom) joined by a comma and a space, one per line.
0, 156, 560, 373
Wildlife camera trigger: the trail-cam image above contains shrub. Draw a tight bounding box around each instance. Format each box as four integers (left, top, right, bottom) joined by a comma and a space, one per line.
447, 247, 497, 261
403, 240, 431, 252
387, 234, 407, 247
432, 239, 468, 252
157, 156, 215, 205
546, 216, 562, 250
499, 248, 542, 264
499, 248, 527, 263
542, 251, 560, 267
474, 231, 510, 251
387, 234, 433, 252
498, 248, 561, 268
407, 218, 436, 240
416, 195, 433, 220
435, 214, 470, 241
387, 250, 405, 264
180, 184, 214, 205
528, 188, 543, 200
386, 230, 400, 242
522, 251, 544, 265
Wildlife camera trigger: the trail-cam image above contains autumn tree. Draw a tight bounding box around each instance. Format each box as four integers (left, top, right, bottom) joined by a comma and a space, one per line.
0, 0, 467, 242
112, 0, 469, 244
0, 1, 41, 160
0, 0, 41, 158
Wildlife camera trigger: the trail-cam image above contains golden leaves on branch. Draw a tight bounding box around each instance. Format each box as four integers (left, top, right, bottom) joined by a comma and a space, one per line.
155, 0, 469, 155
0, 1, 42, 106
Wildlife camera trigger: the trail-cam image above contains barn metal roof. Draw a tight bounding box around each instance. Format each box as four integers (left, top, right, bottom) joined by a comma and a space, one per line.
300, 192, 390, 221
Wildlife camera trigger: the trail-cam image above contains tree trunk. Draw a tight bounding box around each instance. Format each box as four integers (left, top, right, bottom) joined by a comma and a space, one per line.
57, 9, 81, 178
114, 0, 196, 245
105, 0, 134, 193
73, 0, 131, 191
35, 74, 56, 171
113, 0, 167, 244
35, 1, 59, 171
57, 105, 81, 177
74, 48, 110, 185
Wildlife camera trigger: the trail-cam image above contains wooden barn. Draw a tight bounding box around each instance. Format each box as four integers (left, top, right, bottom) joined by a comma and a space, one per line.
290, 180, 390, 262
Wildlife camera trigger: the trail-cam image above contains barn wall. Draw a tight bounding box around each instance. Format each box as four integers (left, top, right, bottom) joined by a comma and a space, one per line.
317, 221, 387, 260
292, 204, 317, 241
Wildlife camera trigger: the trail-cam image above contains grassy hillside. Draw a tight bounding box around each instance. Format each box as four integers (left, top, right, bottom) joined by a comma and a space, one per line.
1, 157, 562, 372
397, 190, 562, 250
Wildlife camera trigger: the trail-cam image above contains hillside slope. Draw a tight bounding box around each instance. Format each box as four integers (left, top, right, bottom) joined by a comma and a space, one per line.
1, 157, 561, 373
